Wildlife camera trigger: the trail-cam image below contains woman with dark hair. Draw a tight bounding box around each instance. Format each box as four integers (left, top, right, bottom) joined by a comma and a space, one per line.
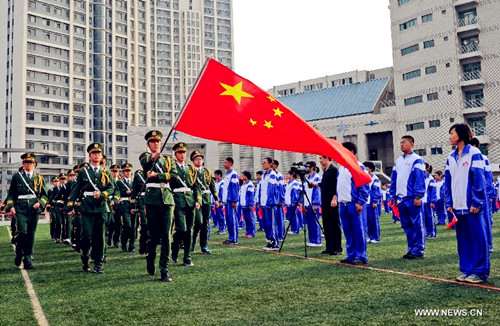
445, 123, 490, 283
303, 161, 322, 246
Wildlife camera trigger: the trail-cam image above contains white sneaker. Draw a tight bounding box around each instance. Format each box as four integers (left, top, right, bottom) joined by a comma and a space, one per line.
307, 243, 322, 247
370, 240, 380, 243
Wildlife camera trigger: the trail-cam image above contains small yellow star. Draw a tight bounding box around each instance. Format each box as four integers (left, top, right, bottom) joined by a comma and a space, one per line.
273, 108, 283, 118
220, 81, 254, 105
250, 118, 257, 126
267, 95, 276, 102
264, 120, 273, 129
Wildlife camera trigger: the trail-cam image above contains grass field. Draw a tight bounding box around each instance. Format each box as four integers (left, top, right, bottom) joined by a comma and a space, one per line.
1, 213, 499, 326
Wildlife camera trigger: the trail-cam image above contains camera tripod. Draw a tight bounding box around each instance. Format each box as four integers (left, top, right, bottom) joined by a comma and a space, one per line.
279, 174, 324, 258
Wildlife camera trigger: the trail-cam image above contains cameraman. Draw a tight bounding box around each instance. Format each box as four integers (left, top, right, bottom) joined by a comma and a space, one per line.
319, 156, 341, 255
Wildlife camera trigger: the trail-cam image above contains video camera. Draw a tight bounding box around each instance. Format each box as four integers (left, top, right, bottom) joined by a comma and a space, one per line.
290, 162, 309, 178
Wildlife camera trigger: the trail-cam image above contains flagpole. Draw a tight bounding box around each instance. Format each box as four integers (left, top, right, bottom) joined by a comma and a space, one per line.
159, 57, 212, 151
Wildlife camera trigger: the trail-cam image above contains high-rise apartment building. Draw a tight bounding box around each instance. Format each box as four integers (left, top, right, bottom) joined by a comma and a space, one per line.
0, 0, 233, 197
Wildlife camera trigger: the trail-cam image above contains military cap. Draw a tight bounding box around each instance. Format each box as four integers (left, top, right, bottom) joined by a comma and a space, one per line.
51, 176, 59, 182
87, 143, 104, 154
121, 163, 133, 171
78, 162, 88, 169
190, 150, 204, 161
145, 130, 162, 142
110, 164, 120, 172
173, 142, 188, 153
18, 167, 24, 172
59, 173, 68, 180
21, 152, 36, 163
134, 169, 143, 175
68, 170, 76, 176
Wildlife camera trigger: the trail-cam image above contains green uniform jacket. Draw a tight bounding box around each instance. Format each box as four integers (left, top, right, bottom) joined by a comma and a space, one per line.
130, 172, 146, 211
116, 177, 133, 211
170, 162, 201, 208
195, 167, 219, 205
6, 172, 48, 213
139, 153, 174, 206
66, 166, 115, 213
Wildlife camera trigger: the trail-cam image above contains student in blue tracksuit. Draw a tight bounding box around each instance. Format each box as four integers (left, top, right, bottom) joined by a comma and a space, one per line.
303, 161, 322, 247
381, 185, 391, 214
254, 171, 264, 232
336, 142, 370, 264
472, 137, 494, 252
222, 158, 239, 244
423, 163, 437, 239
285, 170, 302, 235
446, 123, 489, 283
363, 161, 381, 243
390, 135, 426, 259
434, 171, 447, 225
273, 160, 286, 241
214, 170, 226, 234
239, 171, 256, 238
259, 157, 279, 250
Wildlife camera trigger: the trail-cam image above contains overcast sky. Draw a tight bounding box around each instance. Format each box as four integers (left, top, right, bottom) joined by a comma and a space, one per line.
232, 0, 394, 90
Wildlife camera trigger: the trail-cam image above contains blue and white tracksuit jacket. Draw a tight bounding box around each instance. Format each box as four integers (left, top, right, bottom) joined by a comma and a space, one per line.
304, 172, 322, 245
259, 169, 279, 246
239, 180, 256, 237
285, 178, 303, 234
223, 169, 240, 242
445, 144, 489, 281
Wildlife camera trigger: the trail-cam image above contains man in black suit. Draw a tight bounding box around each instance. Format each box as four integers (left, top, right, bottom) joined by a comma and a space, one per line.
319, 156, 341, 255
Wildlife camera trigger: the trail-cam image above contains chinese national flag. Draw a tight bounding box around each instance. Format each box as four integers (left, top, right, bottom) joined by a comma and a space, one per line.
174, 59, 371, 187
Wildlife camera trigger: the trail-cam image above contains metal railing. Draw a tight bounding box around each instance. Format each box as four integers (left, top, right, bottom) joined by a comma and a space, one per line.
462, 70, 481, 81
380, 99, 396, 108
464, 98, 484, 108
458, 15, 477, 27
460, 42, 479, 54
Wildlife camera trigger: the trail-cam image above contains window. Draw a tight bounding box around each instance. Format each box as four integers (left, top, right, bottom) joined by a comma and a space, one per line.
425, 66, 437, 74
403, 69, 421, 81
427, 92, 439, 101
73, 132, 84, 139
53, 130, 61, 137
401, 44, 419, 56
431, 147, 443, 155
398, 0, 410, 5
27, 113, 34, 120
404, 95, 423, 106
41, 114, 49, 122
400, 18, 417, 31
27, 128, 35, 135
422, 14, 433, 23
423, 40, 435, 49
444, 36, 449, 41
53, 116, 61, 123
406, 122, 425, 131
41, 129, 49, 136
415, 149, 427, 156
429, 120, 440, 128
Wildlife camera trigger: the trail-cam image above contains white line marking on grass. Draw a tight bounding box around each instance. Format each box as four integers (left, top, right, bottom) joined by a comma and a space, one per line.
7, 227, 50, 326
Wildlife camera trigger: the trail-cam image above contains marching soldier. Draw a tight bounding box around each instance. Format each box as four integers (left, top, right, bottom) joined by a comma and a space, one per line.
66, 143, 114, 274
170, 143, 201, 266
47, 176, 59, 241
70, 163, 88, 253
108, 164, 122, 248
6, 153, 48, 270
131, 169, 148, 255
140, 130, 174, 282
191, 150, 219, 254
117, 163, 136, 252
57, 173, 72, 245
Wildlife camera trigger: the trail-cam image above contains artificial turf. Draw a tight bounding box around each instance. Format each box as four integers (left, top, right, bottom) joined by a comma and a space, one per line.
1, 213, 499, 325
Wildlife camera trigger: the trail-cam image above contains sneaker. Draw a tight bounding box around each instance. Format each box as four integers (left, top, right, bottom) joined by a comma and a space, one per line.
82, 265, 91, 273
367, 239, 372, 243
456, 273, 468, 282
201, 247, 212, 254
262, 241, 273, 250
370, 240, 380, 243
183, 259, 194, 267
160, 271, 173, 282
307, 243, 322, 247
464, 274, 484, 284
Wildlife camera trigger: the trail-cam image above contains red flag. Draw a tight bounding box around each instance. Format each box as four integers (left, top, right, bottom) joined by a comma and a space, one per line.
447, 213, 458, 229
392, 204, 400, 219
174, 59, 371, 187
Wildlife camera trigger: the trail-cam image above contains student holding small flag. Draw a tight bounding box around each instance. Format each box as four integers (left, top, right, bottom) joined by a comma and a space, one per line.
445, 123, 490, 283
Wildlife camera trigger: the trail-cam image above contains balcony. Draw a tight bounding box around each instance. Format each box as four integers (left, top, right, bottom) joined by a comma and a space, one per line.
460, 70, 484, 88
454, 0, 479, 8
457, 15, 480, 34
458, 42, 482, 60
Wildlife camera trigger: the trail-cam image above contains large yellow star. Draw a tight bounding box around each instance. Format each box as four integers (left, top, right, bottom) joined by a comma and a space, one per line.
264, 120, 273, 129
249, 118, 257, 126
220, 81, 254, 105
267, 95, 276, 102
273, 108, 283, 118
